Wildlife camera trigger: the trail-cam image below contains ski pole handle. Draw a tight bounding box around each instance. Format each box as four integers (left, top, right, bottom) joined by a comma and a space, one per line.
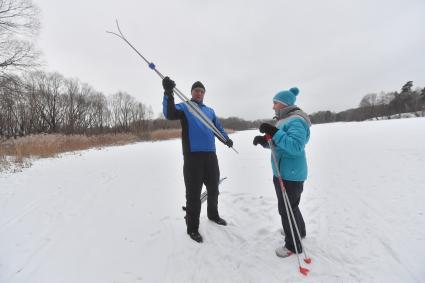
265, 134, 272, 142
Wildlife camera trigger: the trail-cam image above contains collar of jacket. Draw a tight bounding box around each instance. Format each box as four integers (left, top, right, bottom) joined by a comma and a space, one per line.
274, 105, 312, 127
274, 105, 300, 120
190, 98, 205, 106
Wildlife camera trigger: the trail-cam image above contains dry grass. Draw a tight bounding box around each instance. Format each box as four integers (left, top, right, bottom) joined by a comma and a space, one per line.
0, 133, 139, 162
148, 129, 182, 141
0, 128, 236, 171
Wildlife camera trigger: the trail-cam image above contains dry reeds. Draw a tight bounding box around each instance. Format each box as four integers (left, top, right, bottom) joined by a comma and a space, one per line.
0, 128, 236, 170
148, 129, 181, 141
1, 133, 139, 161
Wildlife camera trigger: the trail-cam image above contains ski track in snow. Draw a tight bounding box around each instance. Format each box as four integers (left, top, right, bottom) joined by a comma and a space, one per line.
1, 118, 425, 283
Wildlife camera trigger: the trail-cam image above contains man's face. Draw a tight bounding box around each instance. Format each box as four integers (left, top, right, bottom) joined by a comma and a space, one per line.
273, 101, 287, 111
191, 88, 205, 102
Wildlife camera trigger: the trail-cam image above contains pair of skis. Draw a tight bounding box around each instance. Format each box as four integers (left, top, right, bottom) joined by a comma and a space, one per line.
182, 177, 227, 211
106, 21, 238, 154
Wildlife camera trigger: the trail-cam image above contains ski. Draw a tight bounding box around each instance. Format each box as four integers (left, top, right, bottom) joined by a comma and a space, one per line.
182, 177, 227, 211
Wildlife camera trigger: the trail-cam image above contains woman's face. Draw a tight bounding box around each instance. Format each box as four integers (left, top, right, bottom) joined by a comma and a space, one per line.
273, 101, 286, 111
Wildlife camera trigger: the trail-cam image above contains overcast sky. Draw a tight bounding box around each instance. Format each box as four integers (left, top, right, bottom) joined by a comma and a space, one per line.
34, 0, 425, 120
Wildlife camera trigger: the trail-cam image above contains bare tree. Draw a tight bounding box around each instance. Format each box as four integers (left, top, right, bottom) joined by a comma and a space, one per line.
110, 92, 136, 131
359, 93, 376, 119
0, 0, 40, 74
359, 93, 378, 108
0, 75, 23, 137
63, 78, 81, 133
376, 91, 395, 105
84, 91, 109, 132
34, 72, 66, 132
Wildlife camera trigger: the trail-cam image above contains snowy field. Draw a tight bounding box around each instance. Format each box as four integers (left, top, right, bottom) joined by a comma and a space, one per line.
1, 118, 425, 283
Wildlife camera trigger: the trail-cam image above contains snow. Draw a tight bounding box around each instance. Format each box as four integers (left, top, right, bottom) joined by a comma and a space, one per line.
366, 111, 425, 121
1, 118, 425, 283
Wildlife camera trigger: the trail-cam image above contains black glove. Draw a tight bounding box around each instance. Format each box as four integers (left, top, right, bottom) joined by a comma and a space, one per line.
225, 138, 233, 148
162, 76, 176, 96
253, 135, 268, 147
259, 123, 278, 137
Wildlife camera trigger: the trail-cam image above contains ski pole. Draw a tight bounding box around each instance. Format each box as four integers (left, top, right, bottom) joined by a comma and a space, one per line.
266, 134, 311, 263
106, 21, 227, 145
105, 20, 227, 143
267, 136, 311, 264
283, 183, 312, 264
265, 134, 311, 276
106, 20, 238, 154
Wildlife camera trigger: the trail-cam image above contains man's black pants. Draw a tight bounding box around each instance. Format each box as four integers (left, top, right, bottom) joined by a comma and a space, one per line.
183, 152, 220, 233
273, 176, 306, 253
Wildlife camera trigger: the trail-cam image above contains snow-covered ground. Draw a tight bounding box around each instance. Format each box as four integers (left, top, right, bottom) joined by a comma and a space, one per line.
1, 118, 425, 283
366, 111, 425, 120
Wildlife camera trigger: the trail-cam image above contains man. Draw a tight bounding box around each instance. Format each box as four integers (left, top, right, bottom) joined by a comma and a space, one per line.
253, 87, 311, 257
162, 76, 233, 243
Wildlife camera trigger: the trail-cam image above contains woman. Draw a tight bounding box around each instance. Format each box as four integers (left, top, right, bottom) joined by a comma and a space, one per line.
253, 87, 311, 257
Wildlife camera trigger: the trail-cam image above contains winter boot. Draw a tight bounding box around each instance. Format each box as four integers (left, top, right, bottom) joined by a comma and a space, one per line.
188, 231, 203, 243
275, 246, 294, 258
209, 217, 227, 226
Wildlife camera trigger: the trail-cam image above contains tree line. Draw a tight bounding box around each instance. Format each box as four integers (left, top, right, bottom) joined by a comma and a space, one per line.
310, 81, 425, 124
0, 72, 154, 138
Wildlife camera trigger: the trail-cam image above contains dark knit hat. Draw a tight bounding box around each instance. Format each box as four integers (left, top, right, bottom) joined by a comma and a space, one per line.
191, 81, 205, 92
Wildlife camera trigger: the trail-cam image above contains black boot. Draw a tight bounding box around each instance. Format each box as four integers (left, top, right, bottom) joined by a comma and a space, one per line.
188, 231, 203, 243
209, 217, 227, 226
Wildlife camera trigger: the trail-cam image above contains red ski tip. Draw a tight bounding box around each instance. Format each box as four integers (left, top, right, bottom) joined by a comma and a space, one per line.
304, 258, 312, 264
299, 267, 310, 276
